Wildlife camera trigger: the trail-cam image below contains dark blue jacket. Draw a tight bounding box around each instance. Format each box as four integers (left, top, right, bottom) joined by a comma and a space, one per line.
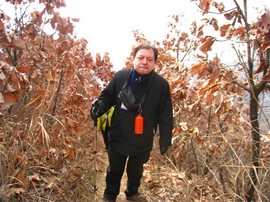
97, 68, 173, 155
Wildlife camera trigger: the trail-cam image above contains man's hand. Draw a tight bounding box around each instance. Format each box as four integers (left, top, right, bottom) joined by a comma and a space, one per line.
90, 106, 99, 125
90, 100, 104, 126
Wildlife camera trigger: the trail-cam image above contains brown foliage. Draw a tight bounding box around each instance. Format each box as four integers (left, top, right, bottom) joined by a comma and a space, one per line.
0, 0, 114, 201
0, 0, 270, 201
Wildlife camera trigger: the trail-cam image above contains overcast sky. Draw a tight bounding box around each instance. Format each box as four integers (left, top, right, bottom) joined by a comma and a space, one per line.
61, 0, 197, 69
60, 0, 267, 70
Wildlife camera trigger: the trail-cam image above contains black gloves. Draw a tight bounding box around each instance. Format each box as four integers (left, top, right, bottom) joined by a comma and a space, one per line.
90, 99, 105, 125
160, 146, 169, 155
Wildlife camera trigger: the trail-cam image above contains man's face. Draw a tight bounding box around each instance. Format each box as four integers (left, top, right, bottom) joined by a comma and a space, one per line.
133, 49, 156, 75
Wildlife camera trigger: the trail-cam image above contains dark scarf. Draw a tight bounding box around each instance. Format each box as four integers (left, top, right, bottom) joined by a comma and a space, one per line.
129, 68, 141, 90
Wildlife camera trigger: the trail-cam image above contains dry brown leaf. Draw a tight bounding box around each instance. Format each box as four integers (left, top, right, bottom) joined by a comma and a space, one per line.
12, 35, 26, 50
44, 69, 54, 81
149, 180, 160, 189
262, 69, 270, 82
6, 188, 25, 197
64, 147, 76, 161
257, 10, 270, 33
17, 66, 30, 74
31, 69, 39, 79
190, 61, 207, 75
199, 36, 215, 53
28, 174, 41, 183
205, 92, 215, 104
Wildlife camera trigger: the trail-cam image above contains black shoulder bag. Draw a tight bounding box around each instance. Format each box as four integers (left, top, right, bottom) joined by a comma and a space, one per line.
118, 70, 154, 111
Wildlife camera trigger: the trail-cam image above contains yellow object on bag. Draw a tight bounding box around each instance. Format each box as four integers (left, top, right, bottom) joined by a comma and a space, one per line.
97, 107, 114, 132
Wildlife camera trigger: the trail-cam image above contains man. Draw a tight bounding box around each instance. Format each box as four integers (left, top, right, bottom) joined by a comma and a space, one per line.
90, 43, 173, 202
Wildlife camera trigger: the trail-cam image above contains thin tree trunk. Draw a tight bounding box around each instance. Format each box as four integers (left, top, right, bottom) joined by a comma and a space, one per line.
238, 0, 261, 200
245, 93, 261, 202
51, 64, 65, 117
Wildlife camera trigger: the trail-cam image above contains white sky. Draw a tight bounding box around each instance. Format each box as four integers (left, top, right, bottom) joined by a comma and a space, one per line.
60, 0, 197, 69
3, 0, 267, 70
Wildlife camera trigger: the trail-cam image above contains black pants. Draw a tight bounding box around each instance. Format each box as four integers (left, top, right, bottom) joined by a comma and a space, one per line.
103, 146, 150, 200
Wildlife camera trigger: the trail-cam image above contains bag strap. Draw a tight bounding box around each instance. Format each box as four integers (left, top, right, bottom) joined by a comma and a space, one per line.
139, 71, 154, 105
121, 68, 155, 109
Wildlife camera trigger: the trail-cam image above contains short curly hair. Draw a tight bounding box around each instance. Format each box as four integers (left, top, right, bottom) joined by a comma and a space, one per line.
132, 43, 159, 62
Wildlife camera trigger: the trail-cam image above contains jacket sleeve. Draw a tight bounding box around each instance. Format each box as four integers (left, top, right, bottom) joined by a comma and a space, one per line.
94, 69, 128, 115
96, 74, 118, 113
158, 81, 173, 149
